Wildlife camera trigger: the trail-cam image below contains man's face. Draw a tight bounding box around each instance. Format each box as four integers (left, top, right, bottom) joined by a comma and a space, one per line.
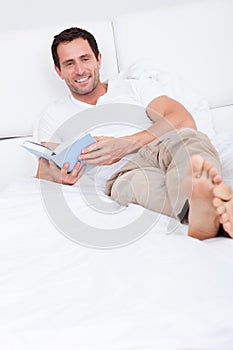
55, 38, 101, 97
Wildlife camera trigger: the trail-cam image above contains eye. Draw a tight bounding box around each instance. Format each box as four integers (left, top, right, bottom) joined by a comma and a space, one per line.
64, 61, 73, 67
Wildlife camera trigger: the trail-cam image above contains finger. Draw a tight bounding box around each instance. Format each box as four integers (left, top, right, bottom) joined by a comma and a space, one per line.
82, 142, 101, 154
61, 162, 83, 185
69, 161, 82, 177
60, 162, 73, 183
82, 154, 112, 165
60, 162, 70, 174
83, 137, 112, 153
93, 136, 104, 142
79, 149, 103, 161
77, 164, 86, 179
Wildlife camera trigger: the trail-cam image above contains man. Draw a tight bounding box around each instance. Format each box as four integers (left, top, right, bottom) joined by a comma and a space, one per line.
36, 27, 233, 240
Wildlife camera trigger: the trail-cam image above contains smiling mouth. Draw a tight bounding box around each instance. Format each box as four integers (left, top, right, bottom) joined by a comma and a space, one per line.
75, 76, 90, 83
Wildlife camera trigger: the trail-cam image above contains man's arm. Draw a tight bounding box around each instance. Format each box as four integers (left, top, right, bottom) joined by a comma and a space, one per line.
36, 95, 197, 184
79, 95, 197, 165
146, 95, 197, 137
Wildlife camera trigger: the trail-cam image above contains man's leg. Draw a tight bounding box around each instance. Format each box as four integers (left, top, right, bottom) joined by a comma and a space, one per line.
158, 129, 221, 221
109, 167, 173, 216
105, 147, 173, 216
106, 128, 221, 222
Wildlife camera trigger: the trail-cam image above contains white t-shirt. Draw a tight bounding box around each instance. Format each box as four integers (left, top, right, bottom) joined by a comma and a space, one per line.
36, 77, 166, 143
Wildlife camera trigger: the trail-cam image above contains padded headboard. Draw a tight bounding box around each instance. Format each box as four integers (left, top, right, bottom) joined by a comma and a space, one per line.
0, 20, 118, 138
113, 0, 233, 109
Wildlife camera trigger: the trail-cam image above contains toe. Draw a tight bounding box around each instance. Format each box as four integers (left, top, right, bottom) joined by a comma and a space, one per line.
212, 174, 222, 185
204, 160, 213, 173
213, 183, 232, 201
223, 222, 233, 237
213, 197, 222, 208
220, 212, 229, 224
216, 205, 226, 215
190, 155, 204, 176
208, 166, 218, 180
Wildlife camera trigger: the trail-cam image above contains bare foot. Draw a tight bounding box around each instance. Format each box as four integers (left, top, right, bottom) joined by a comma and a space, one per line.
213, 183, 233, 238
184, 155, 222, 240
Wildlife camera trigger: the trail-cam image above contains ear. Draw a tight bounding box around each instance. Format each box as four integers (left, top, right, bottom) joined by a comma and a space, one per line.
97, 53, 102, 69
54, 65, 64, 80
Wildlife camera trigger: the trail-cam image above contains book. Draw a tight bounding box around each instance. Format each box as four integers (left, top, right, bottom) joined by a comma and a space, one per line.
21, 133, 96, 173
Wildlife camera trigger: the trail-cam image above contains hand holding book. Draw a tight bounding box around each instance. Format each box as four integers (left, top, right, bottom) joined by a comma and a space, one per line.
21, 134, 96, 174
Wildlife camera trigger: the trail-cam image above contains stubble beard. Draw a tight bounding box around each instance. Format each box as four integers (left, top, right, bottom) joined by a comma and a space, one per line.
69, 70, 100, 97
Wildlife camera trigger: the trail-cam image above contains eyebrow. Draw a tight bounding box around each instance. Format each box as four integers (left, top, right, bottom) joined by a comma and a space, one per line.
61, 54, 92, 66
61, 59, 73, 66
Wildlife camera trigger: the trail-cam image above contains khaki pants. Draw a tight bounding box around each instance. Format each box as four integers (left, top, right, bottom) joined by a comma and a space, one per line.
105, 128, 221, 221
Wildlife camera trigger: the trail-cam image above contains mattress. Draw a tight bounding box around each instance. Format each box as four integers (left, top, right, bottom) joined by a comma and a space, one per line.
1, 129, 233, 349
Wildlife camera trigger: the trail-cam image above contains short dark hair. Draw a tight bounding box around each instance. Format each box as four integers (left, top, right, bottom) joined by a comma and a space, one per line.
51, 27, 100, 70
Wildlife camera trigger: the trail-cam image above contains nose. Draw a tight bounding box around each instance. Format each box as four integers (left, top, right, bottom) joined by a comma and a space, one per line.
74, 62, 85, 75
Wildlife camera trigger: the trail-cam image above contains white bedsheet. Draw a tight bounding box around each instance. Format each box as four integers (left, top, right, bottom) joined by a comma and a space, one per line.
1, 97, 233, 348
1, 158, 233, 349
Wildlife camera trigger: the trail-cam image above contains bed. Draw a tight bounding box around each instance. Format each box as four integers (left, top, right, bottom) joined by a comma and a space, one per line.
1, 0, 233, 348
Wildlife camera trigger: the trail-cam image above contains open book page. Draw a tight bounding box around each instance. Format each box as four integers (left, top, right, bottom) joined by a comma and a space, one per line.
21, 141, 55, 159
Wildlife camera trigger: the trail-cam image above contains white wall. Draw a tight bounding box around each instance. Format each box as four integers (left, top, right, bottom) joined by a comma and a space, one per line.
1, 0, 194, 32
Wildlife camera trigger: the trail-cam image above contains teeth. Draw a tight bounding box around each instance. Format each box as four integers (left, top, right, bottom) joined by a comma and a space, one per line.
76, 76, 89, 83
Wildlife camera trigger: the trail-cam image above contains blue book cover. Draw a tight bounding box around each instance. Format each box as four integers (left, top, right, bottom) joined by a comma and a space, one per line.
21, 134, 96, 173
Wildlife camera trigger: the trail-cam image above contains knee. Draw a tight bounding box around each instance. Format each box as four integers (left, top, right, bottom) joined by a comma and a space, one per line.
110, 168, 158, 207
110, 170, 140, 206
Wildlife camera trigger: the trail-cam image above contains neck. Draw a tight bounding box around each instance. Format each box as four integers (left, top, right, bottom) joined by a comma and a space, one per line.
72, 82, 108, 105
